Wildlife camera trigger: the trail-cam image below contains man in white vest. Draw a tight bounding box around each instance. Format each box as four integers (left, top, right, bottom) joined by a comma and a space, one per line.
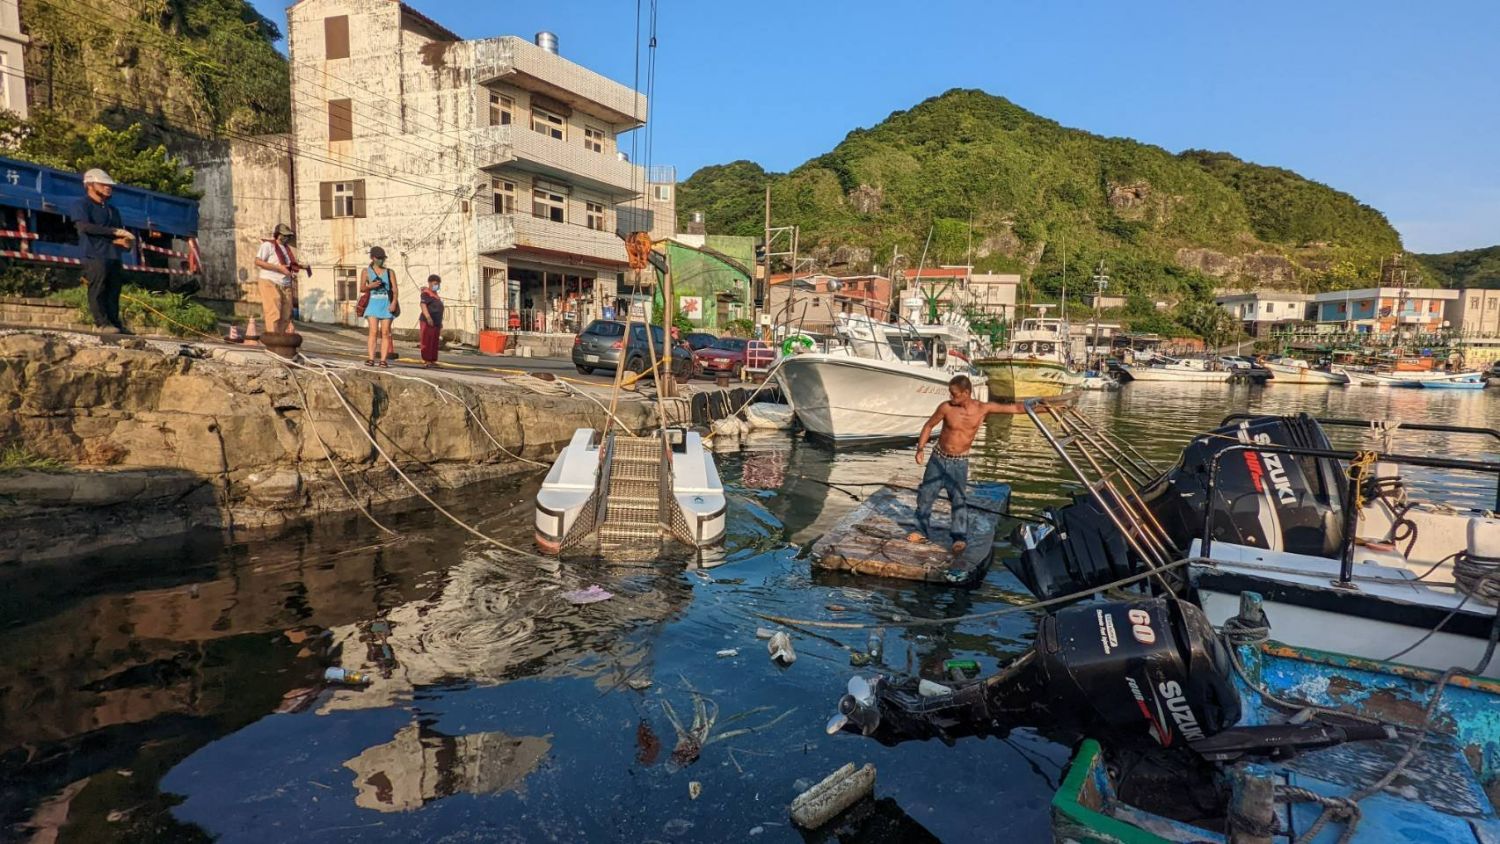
253, 223, 300, 334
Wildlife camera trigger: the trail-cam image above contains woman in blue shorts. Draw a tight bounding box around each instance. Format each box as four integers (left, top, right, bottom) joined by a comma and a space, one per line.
362, 245, 398, 366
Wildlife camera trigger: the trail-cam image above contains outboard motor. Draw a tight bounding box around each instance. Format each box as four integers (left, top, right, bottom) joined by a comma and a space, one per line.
831, 599, 1239, 749
830, 598, 1393, 760
1007, 414, 1348, 602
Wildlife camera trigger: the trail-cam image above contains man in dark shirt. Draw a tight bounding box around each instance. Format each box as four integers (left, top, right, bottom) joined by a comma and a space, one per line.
73, 169, 136, 334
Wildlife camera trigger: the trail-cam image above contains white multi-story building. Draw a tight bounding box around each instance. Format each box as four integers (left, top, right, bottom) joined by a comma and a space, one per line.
287, 0, 652, 339
1215, 291, 1311, 336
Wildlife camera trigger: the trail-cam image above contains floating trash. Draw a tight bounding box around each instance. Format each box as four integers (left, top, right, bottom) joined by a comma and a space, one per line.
789, 762, 876, 829
562, 585, 614, 605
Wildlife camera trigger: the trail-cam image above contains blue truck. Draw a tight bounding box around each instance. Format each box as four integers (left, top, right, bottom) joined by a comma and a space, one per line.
0, 155, 200, 290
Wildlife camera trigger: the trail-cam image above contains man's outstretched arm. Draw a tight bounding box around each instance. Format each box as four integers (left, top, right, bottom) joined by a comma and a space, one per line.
915, 406, 944, 464
983, 400, 1024, 415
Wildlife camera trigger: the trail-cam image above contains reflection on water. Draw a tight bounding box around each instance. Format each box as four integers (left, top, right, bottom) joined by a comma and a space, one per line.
3, 383, 1496, 842
344, 723, 549, 813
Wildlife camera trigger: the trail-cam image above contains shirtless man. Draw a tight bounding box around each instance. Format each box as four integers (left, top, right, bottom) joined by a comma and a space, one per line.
909, 375, 1021, 552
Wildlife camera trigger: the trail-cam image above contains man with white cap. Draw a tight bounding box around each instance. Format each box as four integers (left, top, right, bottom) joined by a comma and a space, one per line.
74, 168, 135, 334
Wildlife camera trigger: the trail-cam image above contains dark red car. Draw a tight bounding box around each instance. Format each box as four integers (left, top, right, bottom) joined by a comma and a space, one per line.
692, 337, 749, 378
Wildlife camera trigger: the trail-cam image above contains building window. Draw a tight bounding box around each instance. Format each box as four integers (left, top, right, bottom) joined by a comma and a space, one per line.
652, 184, 671, 201
324, 15, 350, 60
586, 201, 605, 231
531, 106, 565, 140
335, 266, 359, 301
1263, 302, 1273, 314
584, 126, 605, 153
532, 187, 566, 223
328, 98, 353, 142
319, 180, 365, 218
491, 178, 516, 213
489, 92, 513, 127
1490, 300, 1497, 311
1471, 296, 1480, 310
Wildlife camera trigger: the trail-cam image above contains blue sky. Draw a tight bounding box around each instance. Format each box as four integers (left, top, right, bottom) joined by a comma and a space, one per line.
256, 1, 1498, 252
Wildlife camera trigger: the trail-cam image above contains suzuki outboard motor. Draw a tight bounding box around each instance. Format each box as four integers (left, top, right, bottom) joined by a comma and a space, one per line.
1007, 414, 1348, 601
830, 599, 1393, 760
831, 599, 1239, 749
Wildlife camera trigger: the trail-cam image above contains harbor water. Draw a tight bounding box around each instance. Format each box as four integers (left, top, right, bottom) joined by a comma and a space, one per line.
4, 383, 1498, 842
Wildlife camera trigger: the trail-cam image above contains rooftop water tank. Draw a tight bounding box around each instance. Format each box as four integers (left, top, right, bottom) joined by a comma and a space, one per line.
535, 32, 558, 54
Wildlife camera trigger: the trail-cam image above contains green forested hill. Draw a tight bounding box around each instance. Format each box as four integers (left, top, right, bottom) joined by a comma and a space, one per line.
678, 89, 1413, 301
18, 0, 289, 139
1417, 246, 1500, 289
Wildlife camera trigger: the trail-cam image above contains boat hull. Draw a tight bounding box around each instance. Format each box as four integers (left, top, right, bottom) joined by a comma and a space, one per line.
775, 355, 988, 442
1117, 364, 1232, 383
974, 358, 1082, 400
1264, 362, 1349, 385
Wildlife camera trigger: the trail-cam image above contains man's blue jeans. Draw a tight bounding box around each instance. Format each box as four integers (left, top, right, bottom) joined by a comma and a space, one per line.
916, 452, 968, 542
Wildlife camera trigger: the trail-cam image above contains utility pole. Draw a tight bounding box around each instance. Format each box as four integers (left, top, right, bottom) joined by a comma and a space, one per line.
1090, 260, 1110, 369
760, 185, 771, 323
762, 183, 796, 336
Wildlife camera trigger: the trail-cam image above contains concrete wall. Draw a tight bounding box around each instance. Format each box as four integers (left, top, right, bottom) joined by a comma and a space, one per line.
187, 136, 293, 307
0, 296, 86, 329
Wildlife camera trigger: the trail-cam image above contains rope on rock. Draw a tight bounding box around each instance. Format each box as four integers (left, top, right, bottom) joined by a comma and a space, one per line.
274, 354, 554, 564
285, 368, 396, 535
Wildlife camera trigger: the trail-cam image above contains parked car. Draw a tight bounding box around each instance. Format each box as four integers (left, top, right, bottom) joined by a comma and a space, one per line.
1218, 355, 1256, 372
685, 331, 720, 351
573, 319, 694, 378
693, 337, 749, 378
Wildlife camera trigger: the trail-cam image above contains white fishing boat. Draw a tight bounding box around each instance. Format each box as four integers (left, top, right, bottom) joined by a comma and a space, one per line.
1190, 543, 1499, 679
535, 427, 726, 554
1117, 355, 1232, 383
1080, 370, 1120, 390
1011, 409, 1500, 680
1263, 356, 1349, 385
775, 313, 990, 443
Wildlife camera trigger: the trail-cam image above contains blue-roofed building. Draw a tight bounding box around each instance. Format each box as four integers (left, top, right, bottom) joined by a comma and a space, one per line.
1311, 286, 1458, 333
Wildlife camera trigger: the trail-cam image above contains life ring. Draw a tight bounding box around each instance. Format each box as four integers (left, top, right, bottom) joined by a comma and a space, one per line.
780, 334, 815, 357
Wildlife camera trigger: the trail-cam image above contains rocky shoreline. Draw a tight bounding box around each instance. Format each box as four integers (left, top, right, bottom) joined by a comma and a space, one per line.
0, 332, 660, 563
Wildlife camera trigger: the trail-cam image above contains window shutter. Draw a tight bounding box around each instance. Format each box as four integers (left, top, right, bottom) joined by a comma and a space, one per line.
329, 99, 353, 141
324, 16, 350, 60
319, 182, 333, 219
352, 180, 367, 218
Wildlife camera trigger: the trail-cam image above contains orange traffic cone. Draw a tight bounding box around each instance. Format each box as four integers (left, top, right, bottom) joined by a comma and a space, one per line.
227, 323, 242, 343
245, 316, 261, 346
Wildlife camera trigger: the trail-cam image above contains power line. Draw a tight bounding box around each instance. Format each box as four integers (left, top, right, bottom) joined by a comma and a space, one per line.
35, 0, 464, 168
0, 66, 465, 197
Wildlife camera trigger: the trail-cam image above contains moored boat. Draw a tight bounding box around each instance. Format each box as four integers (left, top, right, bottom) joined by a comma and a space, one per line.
1418, 371, 1487, 389
535, 427, 726, 554
974, 313, 1084, 400
775, 313, 989, 443
1263, 356, 1350, 385
1009, 409, 1500, 678
1118, 355, 1232, 383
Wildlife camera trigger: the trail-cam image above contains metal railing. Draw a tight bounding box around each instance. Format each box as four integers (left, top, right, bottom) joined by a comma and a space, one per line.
1202, 442, 1500, 585
1022, 398, 1180, 591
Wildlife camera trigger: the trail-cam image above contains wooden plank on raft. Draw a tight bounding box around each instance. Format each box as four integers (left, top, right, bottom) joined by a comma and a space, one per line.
810, 481, 1011, 586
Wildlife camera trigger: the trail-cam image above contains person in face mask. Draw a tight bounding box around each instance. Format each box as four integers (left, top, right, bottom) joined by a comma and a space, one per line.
362, 246, 399, 366
418, 273, 445, 368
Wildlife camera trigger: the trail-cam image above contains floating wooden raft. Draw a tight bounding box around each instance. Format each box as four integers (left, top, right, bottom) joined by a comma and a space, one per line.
811, 482, 1011, 586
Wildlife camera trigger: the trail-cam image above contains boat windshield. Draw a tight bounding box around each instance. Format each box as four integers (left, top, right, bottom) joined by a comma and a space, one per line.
885, 335, 930, 362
